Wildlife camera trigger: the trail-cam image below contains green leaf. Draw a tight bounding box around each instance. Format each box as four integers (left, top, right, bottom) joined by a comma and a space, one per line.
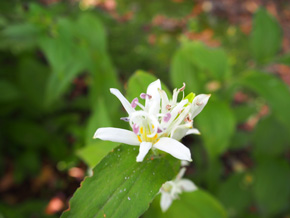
62, 144, 179, 218
126, 70, 171, 102
217, 173, 252, 217
241, 71, 290, 132
252, 160, 290, 216
250, 8, 282, 63
77, 141, 117, 168
276, 53, 290, 65
170, 42, 229, 94
144, 190, 227, 218
252, 116, 289, 157
0, 80, 19, 102
195, 99, 235, 159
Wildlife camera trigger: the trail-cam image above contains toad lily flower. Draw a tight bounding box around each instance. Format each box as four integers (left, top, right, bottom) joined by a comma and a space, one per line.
160, 167, 197, 212
93, 79, 210, 162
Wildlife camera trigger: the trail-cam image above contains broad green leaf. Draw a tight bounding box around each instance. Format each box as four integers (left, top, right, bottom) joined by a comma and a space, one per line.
240, 71, 290, 132
252, 160, 290, 216
250, 8, 282, 63
170, 42, 229, 94
126, 70, 171, 102
217, 173, 252, 217
144, 190, 227, 218
195, 99, 235, 159
62, 144, 179, 218
0, 80, 19, 102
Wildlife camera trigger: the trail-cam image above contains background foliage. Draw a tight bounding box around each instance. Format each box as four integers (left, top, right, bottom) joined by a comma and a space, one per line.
0, 0, 290, 217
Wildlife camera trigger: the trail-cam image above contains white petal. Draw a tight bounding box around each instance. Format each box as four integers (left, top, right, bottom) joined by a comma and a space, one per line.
136, 142, 152, 162
93, 127, 139, 145
154, 137, 192, 161
160, 192, 173, 212
171, 126, 189, 141
190, 94, 211, 119
185, 128, 200, 136
145, 79, 161, 114
177, 179, 197, 192
110, 88, 135, 115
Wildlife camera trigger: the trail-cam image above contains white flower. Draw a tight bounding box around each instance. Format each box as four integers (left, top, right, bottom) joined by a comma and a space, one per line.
160, 167, 197, 212
93, 79, 210, 162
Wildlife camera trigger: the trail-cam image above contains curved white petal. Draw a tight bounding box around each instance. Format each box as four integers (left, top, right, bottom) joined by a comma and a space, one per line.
110, 88, 135, 115
154, 137, 192, 161
94, 127, 139, 145
160, 192, 173, 212
190, 94, 211, 119
177, 179, 197, 192
145, 79, 161, 114
185, 128, 200, 136
136, 142, 152, 162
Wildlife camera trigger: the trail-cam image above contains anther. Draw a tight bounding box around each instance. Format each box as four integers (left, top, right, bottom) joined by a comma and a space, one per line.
163, 113, 171, 122
140, 93, 152, 99
120, 117, 130, 122
178, 83, 186, 92
131, 98, 139, 108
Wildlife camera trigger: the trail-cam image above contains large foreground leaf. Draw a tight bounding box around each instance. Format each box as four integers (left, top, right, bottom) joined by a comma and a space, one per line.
62, 144, 179, 218
144, 190, 227, 218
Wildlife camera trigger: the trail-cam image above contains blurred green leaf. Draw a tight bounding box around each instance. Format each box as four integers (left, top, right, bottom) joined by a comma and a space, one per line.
218, 173, 252, 218
0, 200, 56, 218
39, 19, 86, 105
241, 71, 290, 132
77, 141, 117, 168
195, 99, 235, 158
252, 115, 289, 157
250, 8, 282, 63
276, 53, 290, 65
61, 144, 179, 218
144, 190, 227, 218
170, 42, 229, 94
252, 160, 290, 216
126, 70, 171, 101
7, 121, 48, 148
0, 22, 40, 52
0, 80, 19, 102
18, 57, 49, 110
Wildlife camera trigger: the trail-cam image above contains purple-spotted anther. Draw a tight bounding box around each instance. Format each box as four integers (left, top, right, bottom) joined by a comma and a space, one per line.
93, 79, 210, 162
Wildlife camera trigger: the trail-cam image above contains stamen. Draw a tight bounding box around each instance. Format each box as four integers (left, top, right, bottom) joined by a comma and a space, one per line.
120, 117, 130, 122
152, 124, 154, 129
157, 128, 163, 133
163, 113, 171, 122
179, 82, 186, 92
140, 127, 143, 134
166, 105, 171, 111
140, 93, 152, 99
137, 135, 142, 142
133, 123, 139, 134
131, 98, 139, 109
154, 134, 158, 139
